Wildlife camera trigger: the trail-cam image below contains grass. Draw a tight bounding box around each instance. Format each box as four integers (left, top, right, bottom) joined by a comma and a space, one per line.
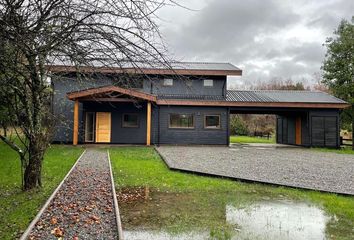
0, 142, 83, 240
110, 147, 354, 239
230, 135, 275, 144
314, 146, 354, 155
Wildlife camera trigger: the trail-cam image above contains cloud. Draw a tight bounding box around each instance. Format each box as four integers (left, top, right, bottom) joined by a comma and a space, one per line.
158, 0, 353, 88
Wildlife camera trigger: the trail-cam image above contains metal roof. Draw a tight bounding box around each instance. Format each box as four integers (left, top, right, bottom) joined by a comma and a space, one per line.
155, 62, 241, 71
226, 90, 347, 104
157, 94, 225, 101
49, 61, 242, 76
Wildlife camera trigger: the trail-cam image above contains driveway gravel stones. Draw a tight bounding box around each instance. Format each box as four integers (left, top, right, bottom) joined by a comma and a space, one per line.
28, 149, 118, 240
156, 145, 354, 195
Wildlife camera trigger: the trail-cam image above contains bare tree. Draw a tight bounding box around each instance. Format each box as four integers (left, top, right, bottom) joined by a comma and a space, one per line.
0, 0, 174, 190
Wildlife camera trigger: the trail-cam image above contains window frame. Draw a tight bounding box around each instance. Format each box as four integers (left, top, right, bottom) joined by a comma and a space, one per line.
168, 113, 195, 129
85, 112, 96, 142
122, 113, 140, 128
203, 79, 214, 87
204, 114, 221, 129
163, 78, 174, 86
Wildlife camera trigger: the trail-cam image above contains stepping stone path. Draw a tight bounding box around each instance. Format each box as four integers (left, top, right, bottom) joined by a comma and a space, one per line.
28, 149, 118, 240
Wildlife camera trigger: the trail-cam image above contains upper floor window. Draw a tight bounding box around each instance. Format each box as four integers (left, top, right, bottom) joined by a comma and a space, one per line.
186, 79, 193, 87
169, 113, 194, 129
122, 113, 139, 128
203, 79, 213, 87
163, 78, 173, 86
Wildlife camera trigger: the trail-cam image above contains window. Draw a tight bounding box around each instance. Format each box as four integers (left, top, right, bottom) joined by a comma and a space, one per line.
204, 115, 221, 129
163, 78, 173, 86
186, 79, 193, 87
169, 114, 194, 129
85, 112, 95, 142
203, 79, 213, 87
122, 114, 139, 128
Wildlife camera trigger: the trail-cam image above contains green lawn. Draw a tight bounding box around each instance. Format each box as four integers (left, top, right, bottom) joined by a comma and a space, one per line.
0, 142, 83, 240
230, 135, 275, 144
110, 147, 354, 239
315, 146, 354, 155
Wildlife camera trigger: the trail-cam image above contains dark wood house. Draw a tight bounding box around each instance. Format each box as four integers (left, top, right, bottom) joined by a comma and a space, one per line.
50, 62, 349, 148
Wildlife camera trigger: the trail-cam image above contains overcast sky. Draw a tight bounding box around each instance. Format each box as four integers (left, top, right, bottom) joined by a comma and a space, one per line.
156, 0, 353, 89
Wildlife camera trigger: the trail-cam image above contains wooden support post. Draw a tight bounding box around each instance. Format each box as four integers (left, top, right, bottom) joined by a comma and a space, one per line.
73, 100, 79, 145
146, 102, 151, 146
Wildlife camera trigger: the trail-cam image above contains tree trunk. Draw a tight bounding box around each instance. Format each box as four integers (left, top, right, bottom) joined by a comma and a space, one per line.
24, 145, 44, 190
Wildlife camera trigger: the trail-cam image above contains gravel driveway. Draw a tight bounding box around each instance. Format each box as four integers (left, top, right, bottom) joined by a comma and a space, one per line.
156, 145, 354, 195
28, 149, 118, 239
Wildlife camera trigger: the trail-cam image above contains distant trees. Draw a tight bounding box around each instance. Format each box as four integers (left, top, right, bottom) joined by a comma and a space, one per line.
322, 17, 354, 149
250, 78, 307, 90
0, 0, 172, 190
230, 114, 275, 137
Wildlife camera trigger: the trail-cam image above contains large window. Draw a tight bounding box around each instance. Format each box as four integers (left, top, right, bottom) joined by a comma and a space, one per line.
169, 114, 194, 129
163, 78, 173, 86
204, 115, 221, 129
122, 113, 139, 128
203, 79, 213, 87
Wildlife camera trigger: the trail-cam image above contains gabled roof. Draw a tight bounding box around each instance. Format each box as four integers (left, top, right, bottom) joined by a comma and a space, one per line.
49, 61, 242, 76
67, 85, 156, 102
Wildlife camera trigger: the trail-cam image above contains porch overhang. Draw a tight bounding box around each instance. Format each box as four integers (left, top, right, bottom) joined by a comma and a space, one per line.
67, 85, 155, 146
67, 85, 157, 102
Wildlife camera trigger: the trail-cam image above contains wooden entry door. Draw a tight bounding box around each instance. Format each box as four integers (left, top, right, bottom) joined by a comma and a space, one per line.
295, 117, 302, 145
95, 112, 111, 143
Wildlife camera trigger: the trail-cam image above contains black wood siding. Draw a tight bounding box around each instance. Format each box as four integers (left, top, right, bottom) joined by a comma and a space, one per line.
143, 75, 227, 96
83, 102, 147, 144
156, 106, 228, 145
277, 110, 340, 148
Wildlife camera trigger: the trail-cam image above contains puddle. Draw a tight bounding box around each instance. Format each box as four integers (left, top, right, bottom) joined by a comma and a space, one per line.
226, 200, 330, 240
118, 188, 349, 240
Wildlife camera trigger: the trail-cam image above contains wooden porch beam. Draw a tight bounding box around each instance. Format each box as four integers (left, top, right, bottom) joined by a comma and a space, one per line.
146, 102, 151, 146
73, 100, 79, 145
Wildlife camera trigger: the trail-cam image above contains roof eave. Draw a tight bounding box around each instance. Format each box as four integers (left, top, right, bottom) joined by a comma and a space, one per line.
156, 99, 350, 109
48, 65, 242, 76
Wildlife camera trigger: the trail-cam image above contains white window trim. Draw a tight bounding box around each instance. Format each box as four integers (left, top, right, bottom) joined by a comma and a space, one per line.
203, 79, 213, 87
163, 78, 173, 86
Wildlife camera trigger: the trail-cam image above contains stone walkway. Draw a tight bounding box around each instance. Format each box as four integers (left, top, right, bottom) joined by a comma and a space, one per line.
27, 149, 119, 239
156, 145, 354, 195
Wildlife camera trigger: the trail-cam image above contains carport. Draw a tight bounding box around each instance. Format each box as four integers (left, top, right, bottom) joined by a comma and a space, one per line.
226, 90, 349, 148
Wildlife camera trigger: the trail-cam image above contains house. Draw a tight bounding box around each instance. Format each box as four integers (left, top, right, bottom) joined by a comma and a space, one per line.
50, 62, 349, 148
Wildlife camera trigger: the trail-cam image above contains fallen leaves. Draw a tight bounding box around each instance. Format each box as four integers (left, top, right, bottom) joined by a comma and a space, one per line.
51, 227, 64, 237
50, 217, 58, 225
